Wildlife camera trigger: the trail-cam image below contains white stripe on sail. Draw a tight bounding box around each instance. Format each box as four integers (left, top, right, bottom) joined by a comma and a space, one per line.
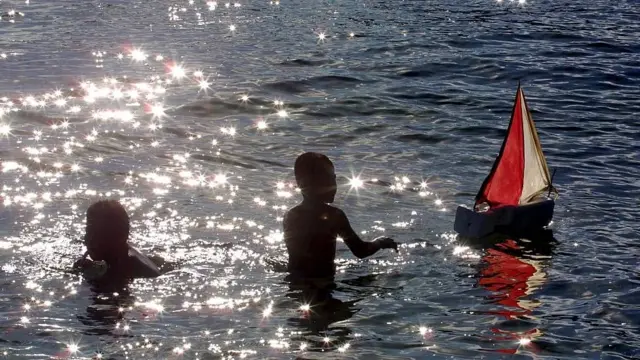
519, 90, 549, 204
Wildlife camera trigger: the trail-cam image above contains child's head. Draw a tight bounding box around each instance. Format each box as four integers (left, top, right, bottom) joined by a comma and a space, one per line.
84, 200, 130, 263
294, 152, 337, 203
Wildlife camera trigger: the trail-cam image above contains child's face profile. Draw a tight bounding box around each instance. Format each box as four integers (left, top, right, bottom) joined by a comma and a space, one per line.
84, 227, 107, 261
318, 164, 337, 203
84, 221, 126, 262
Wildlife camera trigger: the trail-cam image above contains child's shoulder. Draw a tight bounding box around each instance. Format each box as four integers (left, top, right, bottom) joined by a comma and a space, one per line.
283, 203, 344, 222
284, 203, 344, 222
286, 202, 343, 213
324, 204, 344, 217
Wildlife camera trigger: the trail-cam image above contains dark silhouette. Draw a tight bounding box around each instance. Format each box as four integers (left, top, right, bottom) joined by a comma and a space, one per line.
283, 152, 398, 280
72, 200, 171, 286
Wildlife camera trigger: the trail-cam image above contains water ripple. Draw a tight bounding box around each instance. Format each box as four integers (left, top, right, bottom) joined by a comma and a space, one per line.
0, 0, 639, 359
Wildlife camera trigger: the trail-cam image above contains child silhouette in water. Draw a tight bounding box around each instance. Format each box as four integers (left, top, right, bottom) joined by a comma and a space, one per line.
283, 152, 398, 279
73, 200, 166, 284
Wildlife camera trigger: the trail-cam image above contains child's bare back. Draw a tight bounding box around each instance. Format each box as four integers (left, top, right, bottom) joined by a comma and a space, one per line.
283, 152, 397, 279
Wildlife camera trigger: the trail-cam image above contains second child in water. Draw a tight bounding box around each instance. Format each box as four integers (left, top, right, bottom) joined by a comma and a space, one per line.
283, 152, 398, 279
73, 199, 167, 285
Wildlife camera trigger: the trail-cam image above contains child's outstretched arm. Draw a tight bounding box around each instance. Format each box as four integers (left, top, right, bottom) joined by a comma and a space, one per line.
335, 209, 398, 259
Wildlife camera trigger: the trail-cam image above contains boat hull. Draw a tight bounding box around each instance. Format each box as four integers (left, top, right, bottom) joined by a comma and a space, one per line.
453, 199, 555, 239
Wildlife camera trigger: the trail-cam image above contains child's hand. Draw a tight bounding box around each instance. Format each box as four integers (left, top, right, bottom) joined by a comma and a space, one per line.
72, 258, 92, 270
83, 260, 108, 280
73, 258, 108, 280
375, 237, 398, 252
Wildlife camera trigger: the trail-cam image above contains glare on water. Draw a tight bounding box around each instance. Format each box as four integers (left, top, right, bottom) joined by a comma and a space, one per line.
0, 29, 451, 358
0, 25, 501, 348
2, 0, 639, 359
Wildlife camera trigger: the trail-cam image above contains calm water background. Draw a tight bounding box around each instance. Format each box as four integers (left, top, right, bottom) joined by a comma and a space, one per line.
1, 0, 639, 359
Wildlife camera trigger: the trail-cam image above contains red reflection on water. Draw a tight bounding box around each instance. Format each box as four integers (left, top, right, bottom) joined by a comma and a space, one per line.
479, 239, 536, 317
478, 238, 545, 354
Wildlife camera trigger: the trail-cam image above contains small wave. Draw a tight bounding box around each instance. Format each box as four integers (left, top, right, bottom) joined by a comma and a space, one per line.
279, 58, 330, 67
301, 105, 413, 118
315, 133, 358, 146
394, 133, 449, 144
262, 75, 366, 94
189, 153, 256, 170
454, 126, 506, 137
586, 41, 633, 54
175, 97, 268, 117
13, 110, 85, 126
163, 126, 197, 139
352, 124, 388, 135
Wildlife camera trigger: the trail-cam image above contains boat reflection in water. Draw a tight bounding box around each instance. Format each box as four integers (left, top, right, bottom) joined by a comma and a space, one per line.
471, 229, 557, 355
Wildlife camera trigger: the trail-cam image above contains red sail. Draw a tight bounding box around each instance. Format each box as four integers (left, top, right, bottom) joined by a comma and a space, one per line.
475, 88, 525, 208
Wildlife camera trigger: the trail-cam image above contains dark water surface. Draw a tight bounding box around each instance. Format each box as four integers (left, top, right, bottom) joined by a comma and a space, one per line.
1, 0, 639, 359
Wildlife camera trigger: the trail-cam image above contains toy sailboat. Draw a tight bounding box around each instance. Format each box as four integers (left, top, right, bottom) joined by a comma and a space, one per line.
454, 84, 558, 238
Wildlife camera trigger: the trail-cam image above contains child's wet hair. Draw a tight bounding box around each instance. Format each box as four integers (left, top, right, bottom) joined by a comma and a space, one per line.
85, 199, 130, 245
294, 152, 334, 188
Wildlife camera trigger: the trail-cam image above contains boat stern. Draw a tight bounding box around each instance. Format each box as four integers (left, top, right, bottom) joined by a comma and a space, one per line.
454, 205, 497, 239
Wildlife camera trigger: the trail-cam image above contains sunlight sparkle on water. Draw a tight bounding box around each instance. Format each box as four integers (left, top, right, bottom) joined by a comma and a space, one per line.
67, 343, 79, 354
0, 123, 11, 136
169, 63, 186, 80
0, 35, 461, 359
130, 48, 147, 62
213, 173, 228, 185
149, 103, 166, 119
221, 126, 236, 136
349, 176, 364, 189
198, 79, 211, 92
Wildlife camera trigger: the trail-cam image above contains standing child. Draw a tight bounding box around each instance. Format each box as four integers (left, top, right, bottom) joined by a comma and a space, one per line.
283, 152, 398, 280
